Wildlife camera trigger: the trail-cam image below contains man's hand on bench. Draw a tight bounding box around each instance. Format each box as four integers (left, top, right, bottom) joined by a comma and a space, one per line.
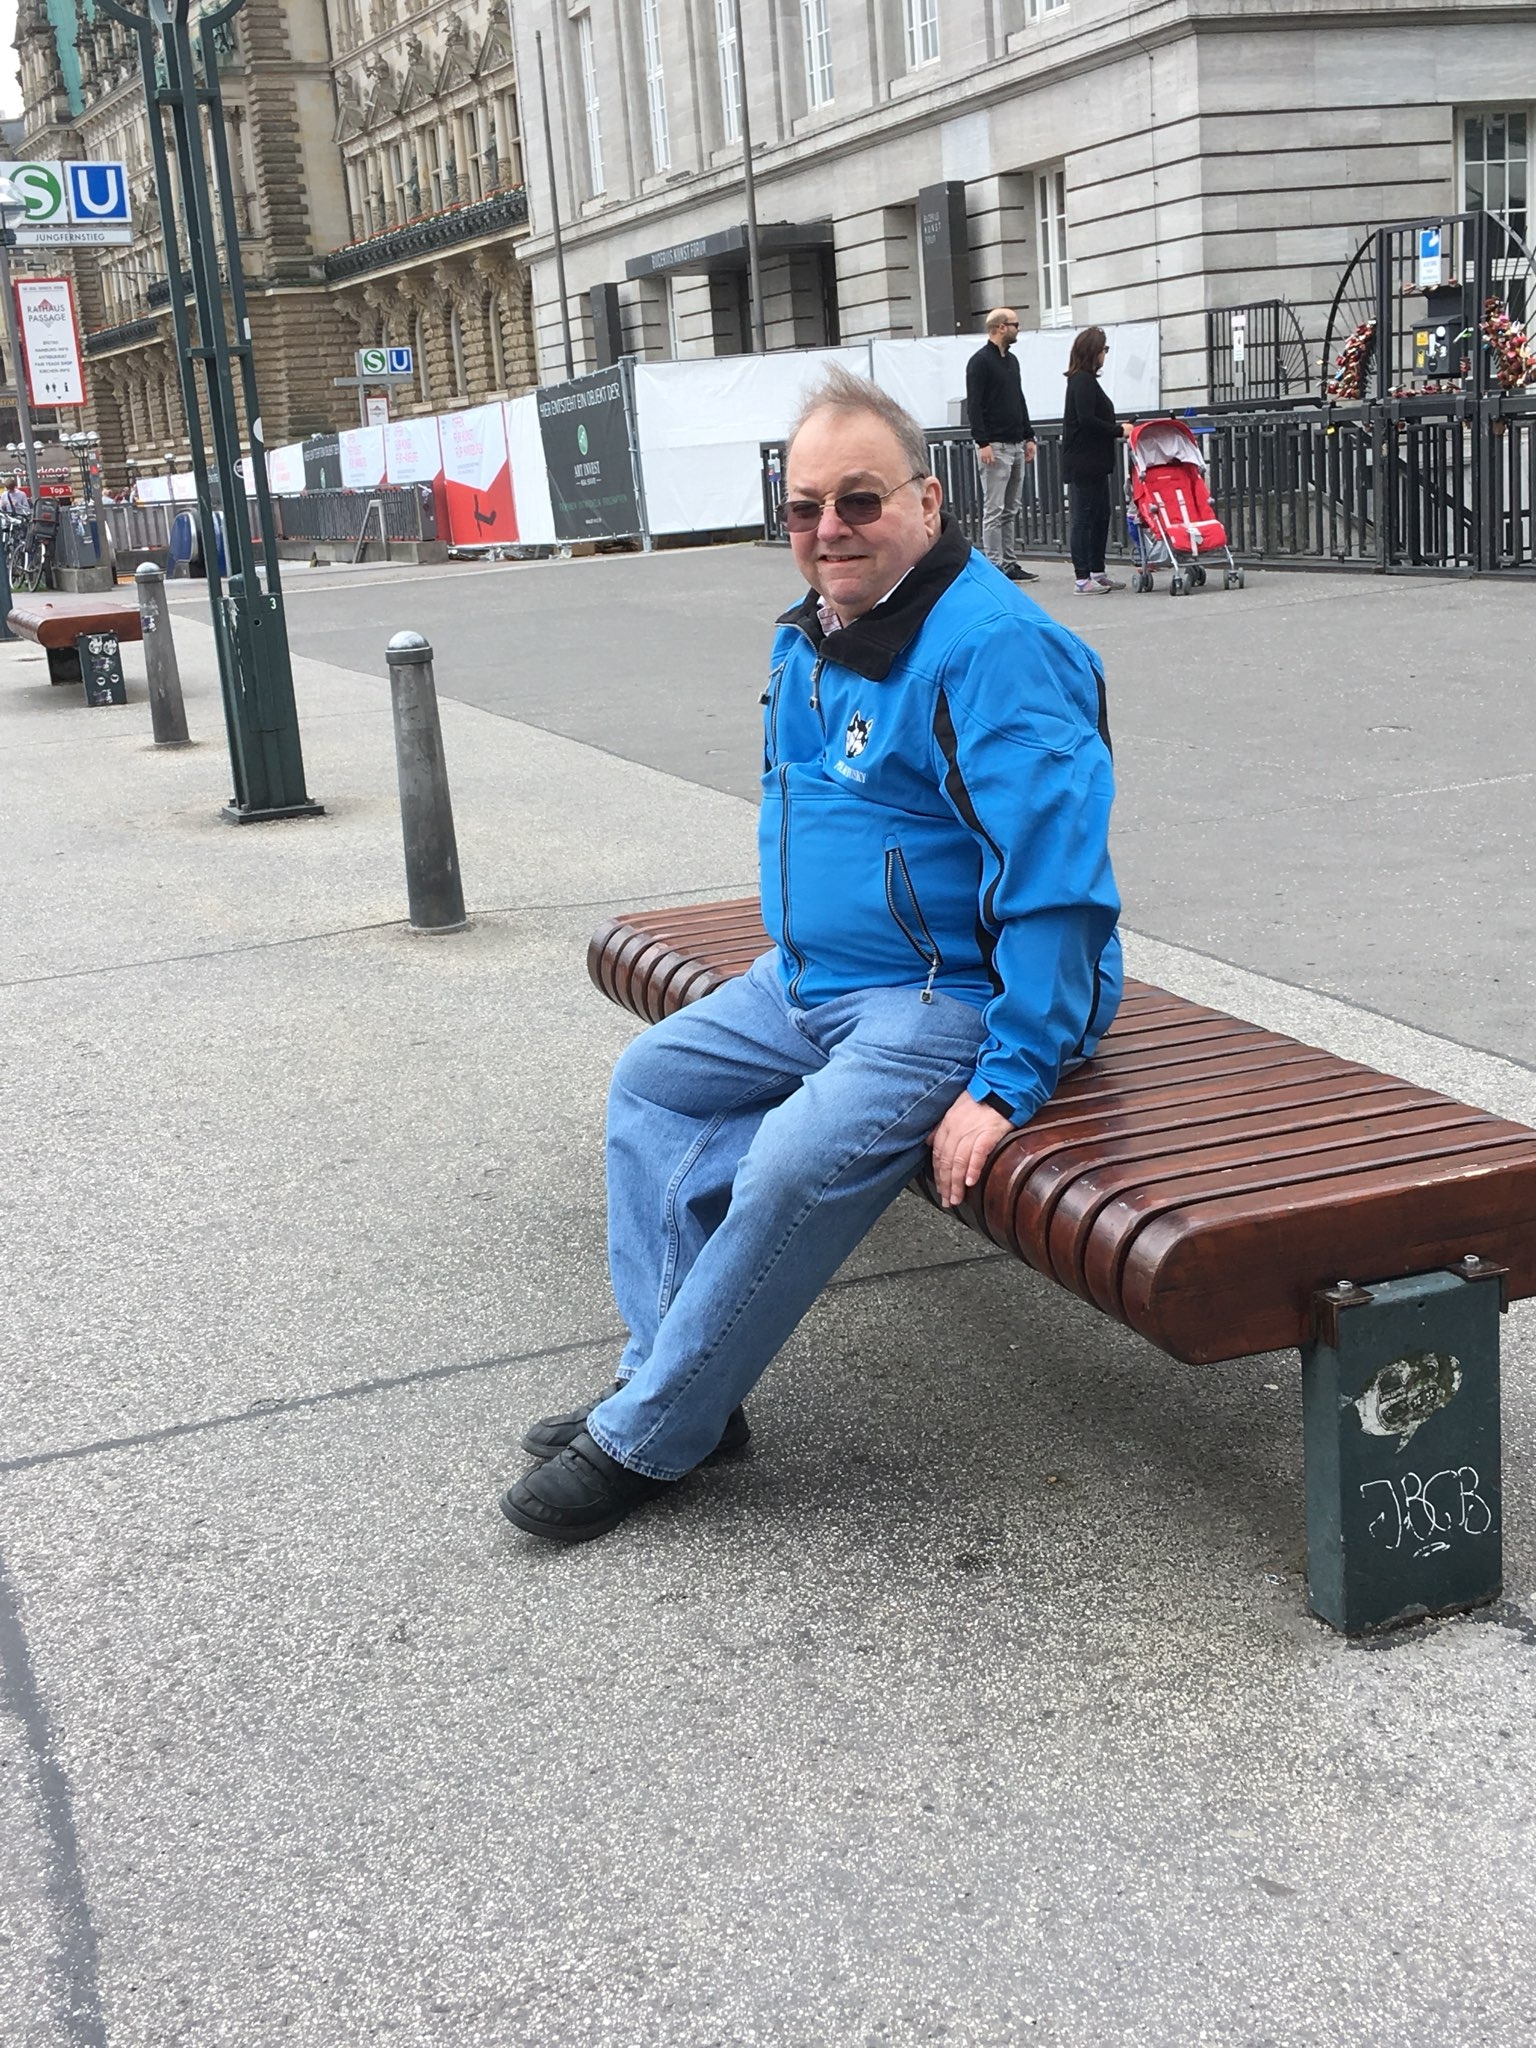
929, 1095, 1011, 1209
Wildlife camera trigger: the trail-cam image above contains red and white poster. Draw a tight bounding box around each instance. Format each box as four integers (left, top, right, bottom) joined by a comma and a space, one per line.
15, 275, 86, 407
383, 415, 441, 486
266, 443, 307, 495
339, 424, 386, 491
439, 402, 516, 547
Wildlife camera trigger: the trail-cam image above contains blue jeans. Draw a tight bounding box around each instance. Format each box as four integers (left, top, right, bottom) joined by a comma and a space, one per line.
588, 953, 988, 1480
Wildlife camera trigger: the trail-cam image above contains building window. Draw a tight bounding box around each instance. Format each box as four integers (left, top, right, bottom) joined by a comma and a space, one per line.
1026, 0, 1068, 18
577, 11, 604, 195
1463, 108, 1529, 242
1036, 164, 1070, 327
640, 0, 671, 172
449, 306, 467, 397
904, 0, 939, 68
715, 0, 740, 144
801, 0, 833, 106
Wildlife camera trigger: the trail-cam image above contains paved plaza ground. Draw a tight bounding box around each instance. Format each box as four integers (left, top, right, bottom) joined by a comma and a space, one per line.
2, 548, 1534, 2047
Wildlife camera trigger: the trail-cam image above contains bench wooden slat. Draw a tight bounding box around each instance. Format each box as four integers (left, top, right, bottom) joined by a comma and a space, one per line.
587, 899, 1536, 1364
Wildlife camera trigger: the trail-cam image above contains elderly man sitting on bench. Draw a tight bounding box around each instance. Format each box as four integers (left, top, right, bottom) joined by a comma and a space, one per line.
501, 366, 1122, 1542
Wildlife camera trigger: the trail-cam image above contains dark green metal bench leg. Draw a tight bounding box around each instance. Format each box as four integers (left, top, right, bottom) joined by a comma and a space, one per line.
47, 644, 82, 684
1301, 1264, 1504, 1634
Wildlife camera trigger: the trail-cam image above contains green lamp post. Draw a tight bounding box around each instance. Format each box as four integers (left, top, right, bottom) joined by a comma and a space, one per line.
96, 0, 322, 823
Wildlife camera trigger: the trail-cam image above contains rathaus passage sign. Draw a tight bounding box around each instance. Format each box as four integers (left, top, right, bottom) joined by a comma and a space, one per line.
535, 369, 642, 542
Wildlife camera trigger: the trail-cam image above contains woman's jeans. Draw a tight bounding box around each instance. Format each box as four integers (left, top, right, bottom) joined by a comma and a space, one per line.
1068, 474, 1112, 579
588, 953, 988, 1480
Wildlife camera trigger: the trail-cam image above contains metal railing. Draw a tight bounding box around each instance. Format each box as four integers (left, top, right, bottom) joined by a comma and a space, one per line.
84, 315, 161, 356
762, 397, 1536, 575
102, 486, 437, 560
269, 486, 435, 544
322, 185, 529, 283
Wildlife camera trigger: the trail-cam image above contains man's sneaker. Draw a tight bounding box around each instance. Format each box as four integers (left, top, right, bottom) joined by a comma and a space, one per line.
1093, 574, 1124, 591
520, 1381, 751, 1463
499, 1431, 674, 1543
1074, 577, 1109, 595
1002, 561, 1038, 582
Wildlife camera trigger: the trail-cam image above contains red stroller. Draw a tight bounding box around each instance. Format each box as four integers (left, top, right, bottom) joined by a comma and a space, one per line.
1125, 418, 1244, 596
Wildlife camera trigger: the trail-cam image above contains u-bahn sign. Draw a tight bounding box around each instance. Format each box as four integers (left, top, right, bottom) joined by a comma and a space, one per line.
0, 161, 133, 246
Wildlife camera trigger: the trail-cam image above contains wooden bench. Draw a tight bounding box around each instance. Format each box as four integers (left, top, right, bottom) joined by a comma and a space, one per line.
8, 592, 143, 687
590, 897, 1536, 1634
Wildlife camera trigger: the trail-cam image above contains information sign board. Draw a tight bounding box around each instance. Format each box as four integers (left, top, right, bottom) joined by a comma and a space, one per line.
15, 276, 87, 407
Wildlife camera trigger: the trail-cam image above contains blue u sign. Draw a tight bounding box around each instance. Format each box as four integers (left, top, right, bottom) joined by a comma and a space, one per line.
386, 345, 414, 375
67, 161, 131, 223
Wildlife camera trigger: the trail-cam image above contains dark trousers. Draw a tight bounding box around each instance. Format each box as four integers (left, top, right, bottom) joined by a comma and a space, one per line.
1068, 475, 1112, 579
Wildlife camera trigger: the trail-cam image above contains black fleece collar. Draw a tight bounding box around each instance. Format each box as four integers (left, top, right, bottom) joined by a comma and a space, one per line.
775, 514, 972, 682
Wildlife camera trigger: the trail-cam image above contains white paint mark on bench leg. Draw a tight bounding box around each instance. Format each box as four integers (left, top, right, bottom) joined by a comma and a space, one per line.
1353, 1350, 1463, 1450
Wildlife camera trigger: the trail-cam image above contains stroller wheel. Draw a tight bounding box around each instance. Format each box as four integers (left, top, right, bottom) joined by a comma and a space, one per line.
1190, 566, 1207, 589
1169, 576, 1184, 597
1235, 569, 1246, 590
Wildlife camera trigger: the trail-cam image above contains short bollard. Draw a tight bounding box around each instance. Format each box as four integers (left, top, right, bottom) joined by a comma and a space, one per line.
135, 561, 190, 746
385, 630, 466, 933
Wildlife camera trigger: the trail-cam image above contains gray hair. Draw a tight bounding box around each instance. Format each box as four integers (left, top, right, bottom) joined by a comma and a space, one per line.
786, 365, 930, 479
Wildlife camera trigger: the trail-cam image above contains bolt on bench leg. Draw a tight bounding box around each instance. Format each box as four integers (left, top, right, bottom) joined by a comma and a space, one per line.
1301, 1267, 1504, 1635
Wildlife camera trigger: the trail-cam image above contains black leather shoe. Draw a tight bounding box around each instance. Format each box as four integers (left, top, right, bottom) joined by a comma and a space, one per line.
499, 1431, 674, 1543
1003, 561, 1038, 582
520, 1382, 751, 1463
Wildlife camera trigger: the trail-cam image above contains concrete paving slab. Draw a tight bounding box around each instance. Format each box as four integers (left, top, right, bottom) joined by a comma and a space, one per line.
1, 1253, 1532, 2048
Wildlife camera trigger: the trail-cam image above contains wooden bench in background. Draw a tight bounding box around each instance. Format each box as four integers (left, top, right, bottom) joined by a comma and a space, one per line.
8, 592, 143, 692
590, 897, 1536, 1635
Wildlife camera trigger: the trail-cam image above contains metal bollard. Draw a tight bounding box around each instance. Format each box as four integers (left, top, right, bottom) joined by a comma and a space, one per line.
135, 561, 190, 746
385, 630, 467, 933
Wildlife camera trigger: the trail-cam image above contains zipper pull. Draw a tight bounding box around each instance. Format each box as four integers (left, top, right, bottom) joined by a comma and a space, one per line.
810, 655, 824, 712
758, 688, 770, 705
922, 960, 938, 1005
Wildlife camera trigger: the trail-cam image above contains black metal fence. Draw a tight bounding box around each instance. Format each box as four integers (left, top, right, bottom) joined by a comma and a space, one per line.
1205, 302, 1311, 404
761, 396, 1536, 575
102, 486, 437, 561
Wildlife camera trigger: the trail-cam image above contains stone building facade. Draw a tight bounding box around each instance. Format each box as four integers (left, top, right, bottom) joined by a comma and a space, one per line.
10, 0, 538, 483
508, 0, 1536, 405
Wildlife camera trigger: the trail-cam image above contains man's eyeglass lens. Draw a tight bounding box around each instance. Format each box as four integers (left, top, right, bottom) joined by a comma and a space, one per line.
782, 475, 923, 533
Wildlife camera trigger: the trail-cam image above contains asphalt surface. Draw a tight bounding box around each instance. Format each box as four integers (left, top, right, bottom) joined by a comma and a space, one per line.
244, 547, 1536, 1069
2, 550, 1532, 2048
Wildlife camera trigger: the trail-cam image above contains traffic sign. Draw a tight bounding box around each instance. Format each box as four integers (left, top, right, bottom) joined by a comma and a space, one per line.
0, 161, 134, 245
357, 345, 414, 379
67, 161, 131, 223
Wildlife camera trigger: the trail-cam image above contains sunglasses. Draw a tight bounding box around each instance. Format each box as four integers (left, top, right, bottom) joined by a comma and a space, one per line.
782, 474, 926, 533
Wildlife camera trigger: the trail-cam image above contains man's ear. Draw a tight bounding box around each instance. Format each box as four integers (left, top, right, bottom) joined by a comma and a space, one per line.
923, 474, 944, 533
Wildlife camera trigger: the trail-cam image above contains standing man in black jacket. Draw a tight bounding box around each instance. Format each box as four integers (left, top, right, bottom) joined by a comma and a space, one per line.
965, 307, 1037, 583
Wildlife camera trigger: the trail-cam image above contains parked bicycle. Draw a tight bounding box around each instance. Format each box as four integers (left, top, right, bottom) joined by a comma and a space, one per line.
6, 500, 57, 592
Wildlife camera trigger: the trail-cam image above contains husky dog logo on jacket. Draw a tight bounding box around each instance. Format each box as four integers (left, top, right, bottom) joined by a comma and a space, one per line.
844, 711, 873, 757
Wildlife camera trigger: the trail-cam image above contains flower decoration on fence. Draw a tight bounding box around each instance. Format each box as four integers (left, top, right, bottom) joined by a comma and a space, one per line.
1328, 320, 1376, 400
1481, 297, 1536, 390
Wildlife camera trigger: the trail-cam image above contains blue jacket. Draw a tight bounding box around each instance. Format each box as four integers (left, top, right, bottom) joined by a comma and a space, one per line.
760, 517, 1122, 1125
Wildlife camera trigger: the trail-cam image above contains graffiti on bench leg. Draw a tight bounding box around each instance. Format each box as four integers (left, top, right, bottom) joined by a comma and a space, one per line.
1359, 1467, 1497, 1557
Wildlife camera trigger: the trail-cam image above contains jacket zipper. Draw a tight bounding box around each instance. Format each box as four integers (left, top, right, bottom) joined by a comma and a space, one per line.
761, 659, 786, 767
809, 654, 826, 731
777, 764, 807, 1001
884, 846, 944, 1003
